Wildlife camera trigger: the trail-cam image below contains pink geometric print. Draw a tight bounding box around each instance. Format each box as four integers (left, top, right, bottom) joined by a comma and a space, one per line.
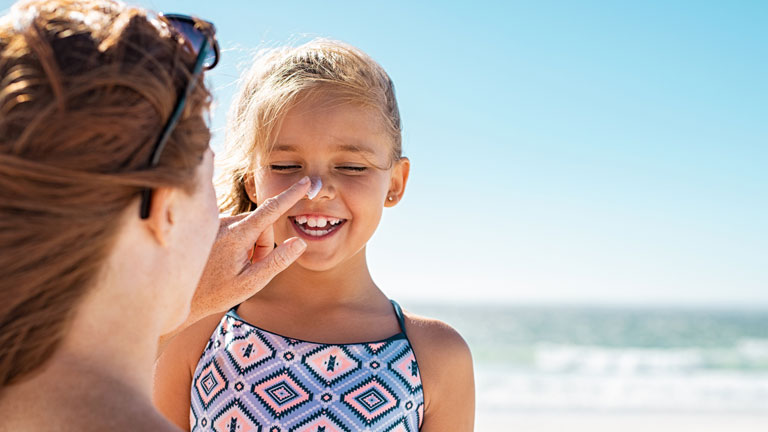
251, 369, 311, 418
226, 331, 275, 373
384, 419, 411, 432
289, 411, 350, 432
393, 351, 421, 390
212, 400, 261, 432
417, 402, 424, 428
367, 342, 387, 353
190, 305, 424, 432
194, 359, 227, 408
342, 378, 398, 425
303, 345, 360, 385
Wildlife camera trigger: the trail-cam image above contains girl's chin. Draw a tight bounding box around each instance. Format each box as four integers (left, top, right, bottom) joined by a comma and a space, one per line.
293, 251, 343, 272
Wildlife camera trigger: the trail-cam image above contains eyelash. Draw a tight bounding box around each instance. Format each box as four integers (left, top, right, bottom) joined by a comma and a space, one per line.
270, 165, 300, 171
269, 165, 368, 172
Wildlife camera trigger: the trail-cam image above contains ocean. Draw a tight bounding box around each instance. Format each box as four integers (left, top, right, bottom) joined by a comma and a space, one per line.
404, 303, 768, 423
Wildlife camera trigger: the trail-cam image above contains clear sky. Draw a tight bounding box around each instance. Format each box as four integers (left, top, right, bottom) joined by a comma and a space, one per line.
4, 0, 766, 306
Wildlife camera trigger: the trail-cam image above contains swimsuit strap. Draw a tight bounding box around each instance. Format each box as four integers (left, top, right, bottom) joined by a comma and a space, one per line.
390, 299, 407, 336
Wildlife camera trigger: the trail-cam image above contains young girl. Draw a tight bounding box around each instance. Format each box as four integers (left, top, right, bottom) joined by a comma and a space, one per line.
154, 39, 475, 432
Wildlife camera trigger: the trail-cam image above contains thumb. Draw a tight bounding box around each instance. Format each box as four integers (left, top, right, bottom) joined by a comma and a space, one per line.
246, 237, 307, 280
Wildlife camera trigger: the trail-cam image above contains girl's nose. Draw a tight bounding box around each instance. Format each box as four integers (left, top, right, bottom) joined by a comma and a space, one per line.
305, 175, 334, 200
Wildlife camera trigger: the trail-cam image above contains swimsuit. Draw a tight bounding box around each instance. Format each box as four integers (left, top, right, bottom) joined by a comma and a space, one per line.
190, 301, 424, 431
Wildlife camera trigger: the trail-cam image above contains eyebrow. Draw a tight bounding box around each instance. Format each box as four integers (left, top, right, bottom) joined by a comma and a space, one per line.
272, 143, 377, 155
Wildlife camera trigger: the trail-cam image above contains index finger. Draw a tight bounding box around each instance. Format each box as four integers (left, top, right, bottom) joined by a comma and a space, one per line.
232, 176, 311, 236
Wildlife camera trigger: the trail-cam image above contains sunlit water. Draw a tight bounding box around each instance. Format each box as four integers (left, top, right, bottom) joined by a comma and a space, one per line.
404, 303, 768, 415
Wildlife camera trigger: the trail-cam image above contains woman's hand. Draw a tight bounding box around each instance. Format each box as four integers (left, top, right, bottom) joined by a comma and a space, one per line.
161, 177, 310, 345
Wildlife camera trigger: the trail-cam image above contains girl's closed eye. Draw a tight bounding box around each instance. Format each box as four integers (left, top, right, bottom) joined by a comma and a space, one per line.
270, 164, 302, 172
336, 165, 368, 173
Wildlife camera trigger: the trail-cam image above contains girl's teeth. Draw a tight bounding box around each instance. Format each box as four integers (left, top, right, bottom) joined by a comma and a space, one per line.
296, 223, 333, 237
293, 216, 344, 237
296, 216, 333, 227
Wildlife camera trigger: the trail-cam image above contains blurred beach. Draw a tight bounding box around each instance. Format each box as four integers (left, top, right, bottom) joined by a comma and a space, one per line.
405, 303, 768, 431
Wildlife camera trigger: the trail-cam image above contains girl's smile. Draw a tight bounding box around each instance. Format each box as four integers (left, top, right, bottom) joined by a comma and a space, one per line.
289, 214, 347, 239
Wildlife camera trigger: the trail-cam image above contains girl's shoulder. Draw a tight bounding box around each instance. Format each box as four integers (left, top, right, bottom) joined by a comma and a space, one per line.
399, 309, 475, 430
401, 310, 471, 355
400, 309, 473, 378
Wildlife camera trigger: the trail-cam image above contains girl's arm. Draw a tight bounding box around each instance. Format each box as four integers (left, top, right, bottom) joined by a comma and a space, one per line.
406, 315, 476, 431
153, 314, 222, 431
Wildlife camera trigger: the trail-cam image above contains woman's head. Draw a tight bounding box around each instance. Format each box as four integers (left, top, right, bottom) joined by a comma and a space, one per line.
0, 0, 216, 386
219, 39, 409, 272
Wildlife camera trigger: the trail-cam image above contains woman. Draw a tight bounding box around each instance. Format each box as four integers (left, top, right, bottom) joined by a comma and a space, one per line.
0, 1, 308, 430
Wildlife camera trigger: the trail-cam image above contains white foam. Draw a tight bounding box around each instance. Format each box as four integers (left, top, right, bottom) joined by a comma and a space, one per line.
476, 366, 768, 413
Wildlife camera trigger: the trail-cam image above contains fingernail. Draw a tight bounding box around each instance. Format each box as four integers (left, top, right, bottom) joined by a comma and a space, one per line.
307, 176, 322, 200
298, 176, 310, 185
292, 238, 307, 252
283, 237, 307, 252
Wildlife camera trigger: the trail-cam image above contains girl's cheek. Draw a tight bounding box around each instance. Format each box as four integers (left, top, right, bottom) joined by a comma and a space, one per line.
255, 171, 296, 202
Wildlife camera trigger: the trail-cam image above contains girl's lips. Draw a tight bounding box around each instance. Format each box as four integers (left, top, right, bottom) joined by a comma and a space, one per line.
289, 217, 346, 241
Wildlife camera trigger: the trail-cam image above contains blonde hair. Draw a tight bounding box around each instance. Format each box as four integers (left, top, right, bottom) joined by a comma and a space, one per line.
218, 39, 402, 215
0, 0, 211, 386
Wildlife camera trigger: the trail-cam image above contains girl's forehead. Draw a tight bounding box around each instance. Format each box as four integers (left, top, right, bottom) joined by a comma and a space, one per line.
260, 108, 393, 156
283, 98, 385, 133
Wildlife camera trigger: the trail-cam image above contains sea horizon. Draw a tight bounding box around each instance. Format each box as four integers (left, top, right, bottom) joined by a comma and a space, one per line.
401, 301, 768, 430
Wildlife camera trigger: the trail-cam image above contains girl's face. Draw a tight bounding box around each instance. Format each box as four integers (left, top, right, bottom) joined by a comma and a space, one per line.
247, 97, 409, 272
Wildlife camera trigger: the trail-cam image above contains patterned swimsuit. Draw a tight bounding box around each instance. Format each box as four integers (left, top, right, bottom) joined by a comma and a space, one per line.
190, 301, 424, 432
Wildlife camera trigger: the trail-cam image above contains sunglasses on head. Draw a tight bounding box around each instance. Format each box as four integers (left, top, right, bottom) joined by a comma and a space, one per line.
139, 13, 220, 219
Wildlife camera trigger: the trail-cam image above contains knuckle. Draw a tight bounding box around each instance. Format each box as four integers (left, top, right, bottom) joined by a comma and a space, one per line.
259, 197, 280, 216
271, 250, 292, 271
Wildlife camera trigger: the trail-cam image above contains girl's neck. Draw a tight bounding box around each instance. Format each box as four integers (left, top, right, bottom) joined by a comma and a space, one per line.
259, 247, 382, 309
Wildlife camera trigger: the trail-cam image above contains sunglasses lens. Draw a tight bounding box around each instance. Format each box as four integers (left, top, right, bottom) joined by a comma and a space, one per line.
201, 44, 217, 69
168, 18, 217, 69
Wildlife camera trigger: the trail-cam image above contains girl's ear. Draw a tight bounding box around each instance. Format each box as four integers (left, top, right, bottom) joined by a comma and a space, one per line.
385, 157, 410, 207
243, 172, 258, 206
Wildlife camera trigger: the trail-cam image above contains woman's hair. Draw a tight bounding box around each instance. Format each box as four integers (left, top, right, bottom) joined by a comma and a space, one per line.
0, 0, 211, 387
218, 39, 402, 215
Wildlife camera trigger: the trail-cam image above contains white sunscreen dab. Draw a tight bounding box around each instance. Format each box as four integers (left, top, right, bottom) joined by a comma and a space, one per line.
307, 176, 322, 200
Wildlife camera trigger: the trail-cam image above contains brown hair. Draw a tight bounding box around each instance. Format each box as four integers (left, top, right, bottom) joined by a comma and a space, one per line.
217, 39, 402, 215
0, 0, 211, 387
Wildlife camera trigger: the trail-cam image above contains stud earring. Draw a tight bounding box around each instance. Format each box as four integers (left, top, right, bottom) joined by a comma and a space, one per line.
387, 196, 394, 202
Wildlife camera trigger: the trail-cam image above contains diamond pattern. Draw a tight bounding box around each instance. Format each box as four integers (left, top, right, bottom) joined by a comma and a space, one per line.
342, 377, 399, 426
384, 417, 412, 432
288, 410, 351, 432
194, 358, 228, 409
301, 345, 361, 386
251, 369, 312, 418
191, 307, 423, 432
416, 403, 424, 429
212, 399, 262, 432
364, 341, 391, 355
388, 347, 422, 392
226, 330, 276, 374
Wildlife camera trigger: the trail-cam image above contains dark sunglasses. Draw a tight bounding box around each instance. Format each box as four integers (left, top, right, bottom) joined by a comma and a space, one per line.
139, 13, 220, 219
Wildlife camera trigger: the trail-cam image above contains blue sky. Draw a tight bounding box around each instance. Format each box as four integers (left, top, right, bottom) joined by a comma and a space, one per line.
4, 0, 765, 305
